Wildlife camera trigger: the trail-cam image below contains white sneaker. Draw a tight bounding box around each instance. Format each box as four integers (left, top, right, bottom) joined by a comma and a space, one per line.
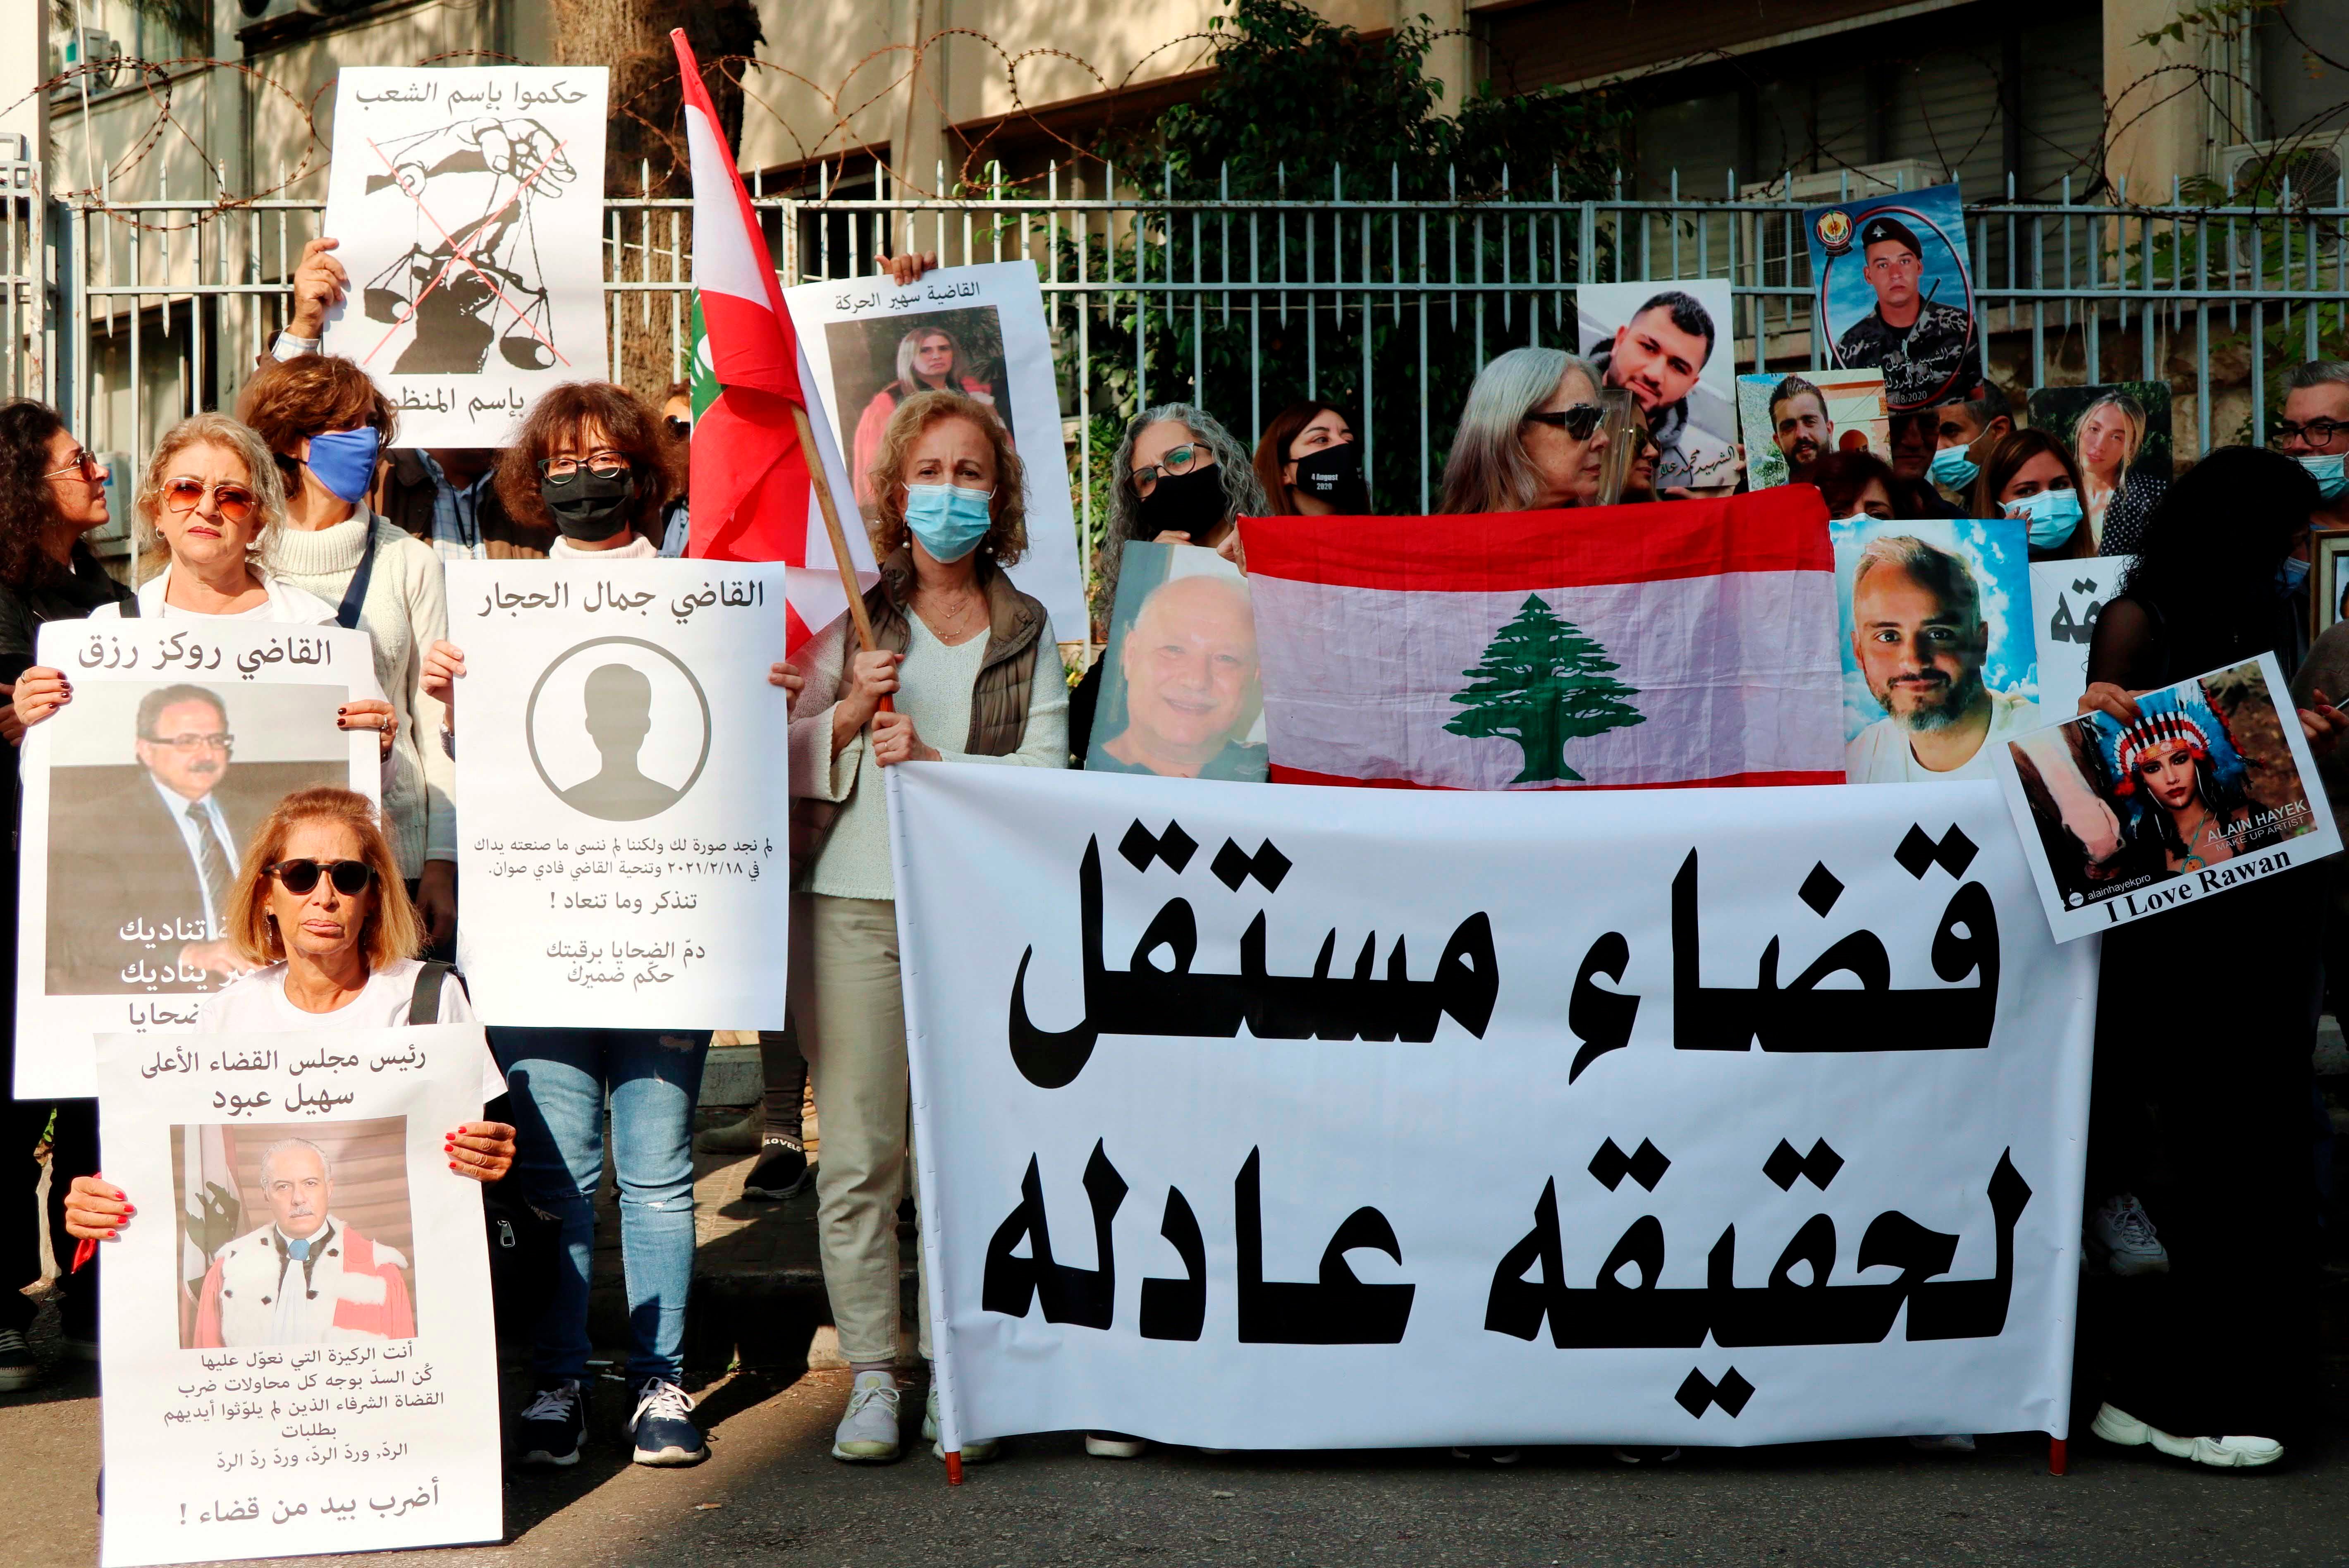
921, 1384, 999, 1463
2087, 1194, 2169, 1276
1085, 1431, 1148, 1458
2091, 1403, 2282, 1469
830, 1372, 903, 1463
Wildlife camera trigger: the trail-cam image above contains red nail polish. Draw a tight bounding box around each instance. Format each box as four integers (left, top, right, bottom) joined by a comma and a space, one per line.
448, 1162, 460, 1171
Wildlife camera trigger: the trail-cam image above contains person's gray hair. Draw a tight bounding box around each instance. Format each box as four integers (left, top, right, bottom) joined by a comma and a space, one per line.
1438, 347, 1601, 514
1099, 402, 1265, 621
2284, 360, 2349, 394
136, 412, 286, 578
895, 324, 968, 391
257, 1137, 332, 1188
1851, 533, 1981, 629
1958, 381, 2012, 430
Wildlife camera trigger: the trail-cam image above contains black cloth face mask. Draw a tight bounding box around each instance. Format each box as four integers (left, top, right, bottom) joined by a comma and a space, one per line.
1135, 465, 1228, 541
1292, 440, 1368, 513
540, 467, 638, 542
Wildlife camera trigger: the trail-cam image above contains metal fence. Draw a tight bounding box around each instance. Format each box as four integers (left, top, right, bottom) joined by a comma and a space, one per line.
10, 156, 2349, 566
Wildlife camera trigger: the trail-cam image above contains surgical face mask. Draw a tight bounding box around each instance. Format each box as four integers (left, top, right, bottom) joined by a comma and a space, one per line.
1928, 442, 1980, 490
2278, 554, 2312, 598
1292, 440, 1369, 513
303, 427, 381, 507
539, 467, 638, 541
1135, 465, 1228, 541
2008, 486, 2082, 549
2297, 452, 2349, 502
903, 481, 995, 563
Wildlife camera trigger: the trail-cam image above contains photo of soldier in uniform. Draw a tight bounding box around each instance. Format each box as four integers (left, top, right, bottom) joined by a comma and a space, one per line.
1806, 183, 1983, 412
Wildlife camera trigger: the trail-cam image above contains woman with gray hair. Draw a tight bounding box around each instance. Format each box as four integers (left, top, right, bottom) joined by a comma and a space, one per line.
1070, 402, 1267, 760
1438, 347, 1613, 514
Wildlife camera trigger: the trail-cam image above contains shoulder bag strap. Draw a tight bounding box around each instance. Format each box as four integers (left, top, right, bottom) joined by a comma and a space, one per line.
335, 522, 380, 630
406, 959, 454, 1026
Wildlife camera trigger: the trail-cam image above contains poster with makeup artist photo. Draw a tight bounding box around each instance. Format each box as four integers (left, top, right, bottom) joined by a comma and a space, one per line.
14, 620, 380, 1099
94, 1025, 502, 1567
783, 261, 1086, 642
2026, 383, 2173, 553
1575, 280, 1740, 492
1085, 543, 1267, 782
1737, 369, 1892, 490
1994, 652, 2340, 941
1807, 182, 1983, 412
1833, 516, 2038, 784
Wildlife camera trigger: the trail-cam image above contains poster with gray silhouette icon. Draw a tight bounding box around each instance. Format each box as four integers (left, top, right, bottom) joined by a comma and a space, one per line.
448, 561, 791, 1028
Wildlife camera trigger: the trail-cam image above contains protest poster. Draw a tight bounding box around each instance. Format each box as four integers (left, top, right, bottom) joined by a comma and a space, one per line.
14, 622, 379, 1099
784, 261, 1087, 641
2026, 383, 2172, 552
2319, 533, 2349, 636
94, 1024, 501, 1567
2031, 555, 2133, 721
319, 67, 611, 447
1085, 543, 1266, 782
1576, 280, 1739, 491
449, 560, 791, 1028
1994, 651, 2339, 941
1806, 182, 1982, 412
1240, 489, 1842, 790
887, 763, 2094, 1451
1832, 516, 2037, 784
1737, 369, 1891, 490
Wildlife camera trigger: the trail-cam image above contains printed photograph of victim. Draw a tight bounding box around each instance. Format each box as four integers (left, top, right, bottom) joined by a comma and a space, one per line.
524, 638, 710, 823
1086, 547, 1269, 782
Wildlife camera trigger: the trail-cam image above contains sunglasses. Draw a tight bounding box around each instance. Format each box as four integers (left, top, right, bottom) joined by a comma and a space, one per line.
162, 476, 258, 523
1522, 404, 1606, 440
265, 858, 377, 896
43, 448, 105, 483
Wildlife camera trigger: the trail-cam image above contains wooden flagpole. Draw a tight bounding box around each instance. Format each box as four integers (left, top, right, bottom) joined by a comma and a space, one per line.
791, 400, 891, 713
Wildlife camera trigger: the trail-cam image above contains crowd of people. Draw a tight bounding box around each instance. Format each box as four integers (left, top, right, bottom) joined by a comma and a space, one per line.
0, 229, 2345, 1484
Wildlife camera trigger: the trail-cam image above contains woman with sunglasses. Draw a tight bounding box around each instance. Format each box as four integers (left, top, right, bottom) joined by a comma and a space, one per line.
1439, 348, 1613, 513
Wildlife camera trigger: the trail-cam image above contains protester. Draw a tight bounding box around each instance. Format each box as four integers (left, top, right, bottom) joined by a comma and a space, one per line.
851, 325, 999, 509
1971, 429, 2093, 561
1436, 347, 1613, 514
659, 380, 694, 557
0, 400, 132, 1388
236, 355, 457, 951
2277, 359, 2349, 542
786, 389, 1066, 1467
1887, 410, 1960, 518
1809, 449, 1899, 521
1592, 390, 1657, 505
2078, 445, 2344, 1468
2068, 390, 2167, 554
1252, 402, 1367, 515
1924, 385, 2016, 504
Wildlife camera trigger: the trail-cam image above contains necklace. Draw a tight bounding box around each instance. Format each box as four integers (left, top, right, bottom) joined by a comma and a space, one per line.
917, 587, 986, 641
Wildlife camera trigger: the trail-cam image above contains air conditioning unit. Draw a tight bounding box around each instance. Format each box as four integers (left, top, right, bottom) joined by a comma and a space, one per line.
2217, 132, 2349, 206
49, 29, 121, 100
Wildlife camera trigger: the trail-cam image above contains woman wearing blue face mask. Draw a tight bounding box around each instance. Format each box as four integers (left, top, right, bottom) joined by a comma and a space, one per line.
784, 390, 1066, 1469
1970, 430, 2094, 562
238, 355, 458, 953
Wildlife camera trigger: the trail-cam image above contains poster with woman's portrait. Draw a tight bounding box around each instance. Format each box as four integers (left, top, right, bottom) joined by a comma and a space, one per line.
1085, 542, 1267, 782
1993, 652, 2339, 941
2026, 382, 2174, 552
1805, 182, 1983, 412
1738, 369, 1891, 490
1574, 280, 1738, 491
784, 261, 1086, 644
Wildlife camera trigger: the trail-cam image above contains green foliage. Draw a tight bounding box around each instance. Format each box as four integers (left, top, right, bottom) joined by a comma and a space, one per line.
1446, 595, 1644, 784
2135, 0, 2278, 48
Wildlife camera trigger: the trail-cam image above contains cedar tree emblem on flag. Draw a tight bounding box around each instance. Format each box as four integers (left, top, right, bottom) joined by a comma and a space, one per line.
1445, 594, 1645, 784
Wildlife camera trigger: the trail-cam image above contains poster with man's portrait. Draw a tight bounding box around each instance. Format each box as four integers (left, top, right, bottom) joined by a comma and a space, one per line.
1737, 369, 1891, 490
96, 1026, 501, 1566
1085, 542, 1267, 783
1575, 280, 1738, 491
2027, 382, 2174, 551
785, 261, 1086, 645
1995, 653, 2339, 942
15, 623, 379, 1099
1806, 182, 1983, 412
1831, 516, 2038, 784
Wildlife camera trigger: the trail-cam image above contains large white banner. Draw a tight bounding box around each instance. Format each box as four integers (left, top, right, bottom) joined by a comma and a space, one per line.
320, 67, 611, 447
15, 621, 379, 1098
890, 765, 2096, 1451
95, 1025, 501, 1567
450, 560, 791, 1027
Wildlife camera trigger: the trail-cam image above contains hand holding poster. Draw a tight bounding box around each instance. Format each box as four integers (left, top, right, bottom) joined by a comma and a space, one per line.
449, 560, 791, 1027
15, 622, 379, 1098
1994, 652, 2340, 939
1577, 281, 1739, 491
96, 1025, 501, 1567
320, 67, 611, 446
1806, 183, 1982, 412
1085, 542, 1267, 782
1738, 370, 1891, 490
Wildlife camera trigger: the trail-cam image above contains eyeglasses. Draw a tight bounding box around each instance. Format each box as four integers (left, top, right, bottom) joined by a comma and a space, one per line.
539, 452, 632, 481
141, 731, 233, 753
162, 477, 258, 523
265, 858, 376, 896
1522, 404, 1606, 440
43, 448, 104, 483
664, 416, 691, 442
1130, 444, 1205, 496
2273, 418, 2349, 448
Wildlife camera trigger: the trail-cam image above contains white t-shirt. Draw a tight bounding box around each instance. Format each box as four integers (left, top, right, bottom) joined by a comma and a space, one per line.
1846, 686, 2038, 783
549, 533, 660, 560
90, 564, 340, 624
198, 956, 504, 1101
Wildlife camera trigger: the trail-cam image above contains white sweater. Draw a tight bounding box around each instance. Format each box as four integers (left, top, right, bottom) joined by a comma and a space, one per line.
788, 607, 1068, 901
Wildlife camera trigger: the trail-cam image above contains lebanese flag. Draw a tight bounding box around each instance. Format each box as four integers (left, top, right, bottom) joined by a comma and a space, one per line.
1238, 488, 1844, 790
671, 30, 872, 649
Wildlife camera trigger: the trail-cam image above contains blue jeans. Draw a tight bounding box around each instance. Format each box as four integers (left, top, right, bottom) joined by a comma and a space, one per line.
493, 1027, 706, 1386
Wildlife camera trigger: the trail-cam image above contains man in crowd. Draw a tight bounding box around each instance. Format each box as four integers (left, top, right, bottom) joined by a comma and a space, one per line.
1887, 410, 1962, 517
2279, 359, 2349, 538
1923, 384, 2017, 506
1768, 375, 1835, 482
1592, 289, 1730, 490
1833, 215, 1976, 411
1092, 572, 1267, 780
193, 1139, 417, 1348
1845, 535, 2035, 782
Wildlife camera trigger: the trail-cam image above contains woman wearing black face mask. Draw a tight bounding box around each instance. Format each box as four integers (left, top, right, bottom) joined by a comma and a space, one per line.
1252, 402, 1369, 517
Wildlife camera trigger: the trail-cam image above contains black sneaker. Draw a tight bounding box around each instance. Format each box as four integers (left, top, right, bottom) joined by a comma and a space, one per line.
0, 1329, 38, 1393
742, 1140, 811, 1200
516, 1379, 586, 1467
628, 1378, 708, 1466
